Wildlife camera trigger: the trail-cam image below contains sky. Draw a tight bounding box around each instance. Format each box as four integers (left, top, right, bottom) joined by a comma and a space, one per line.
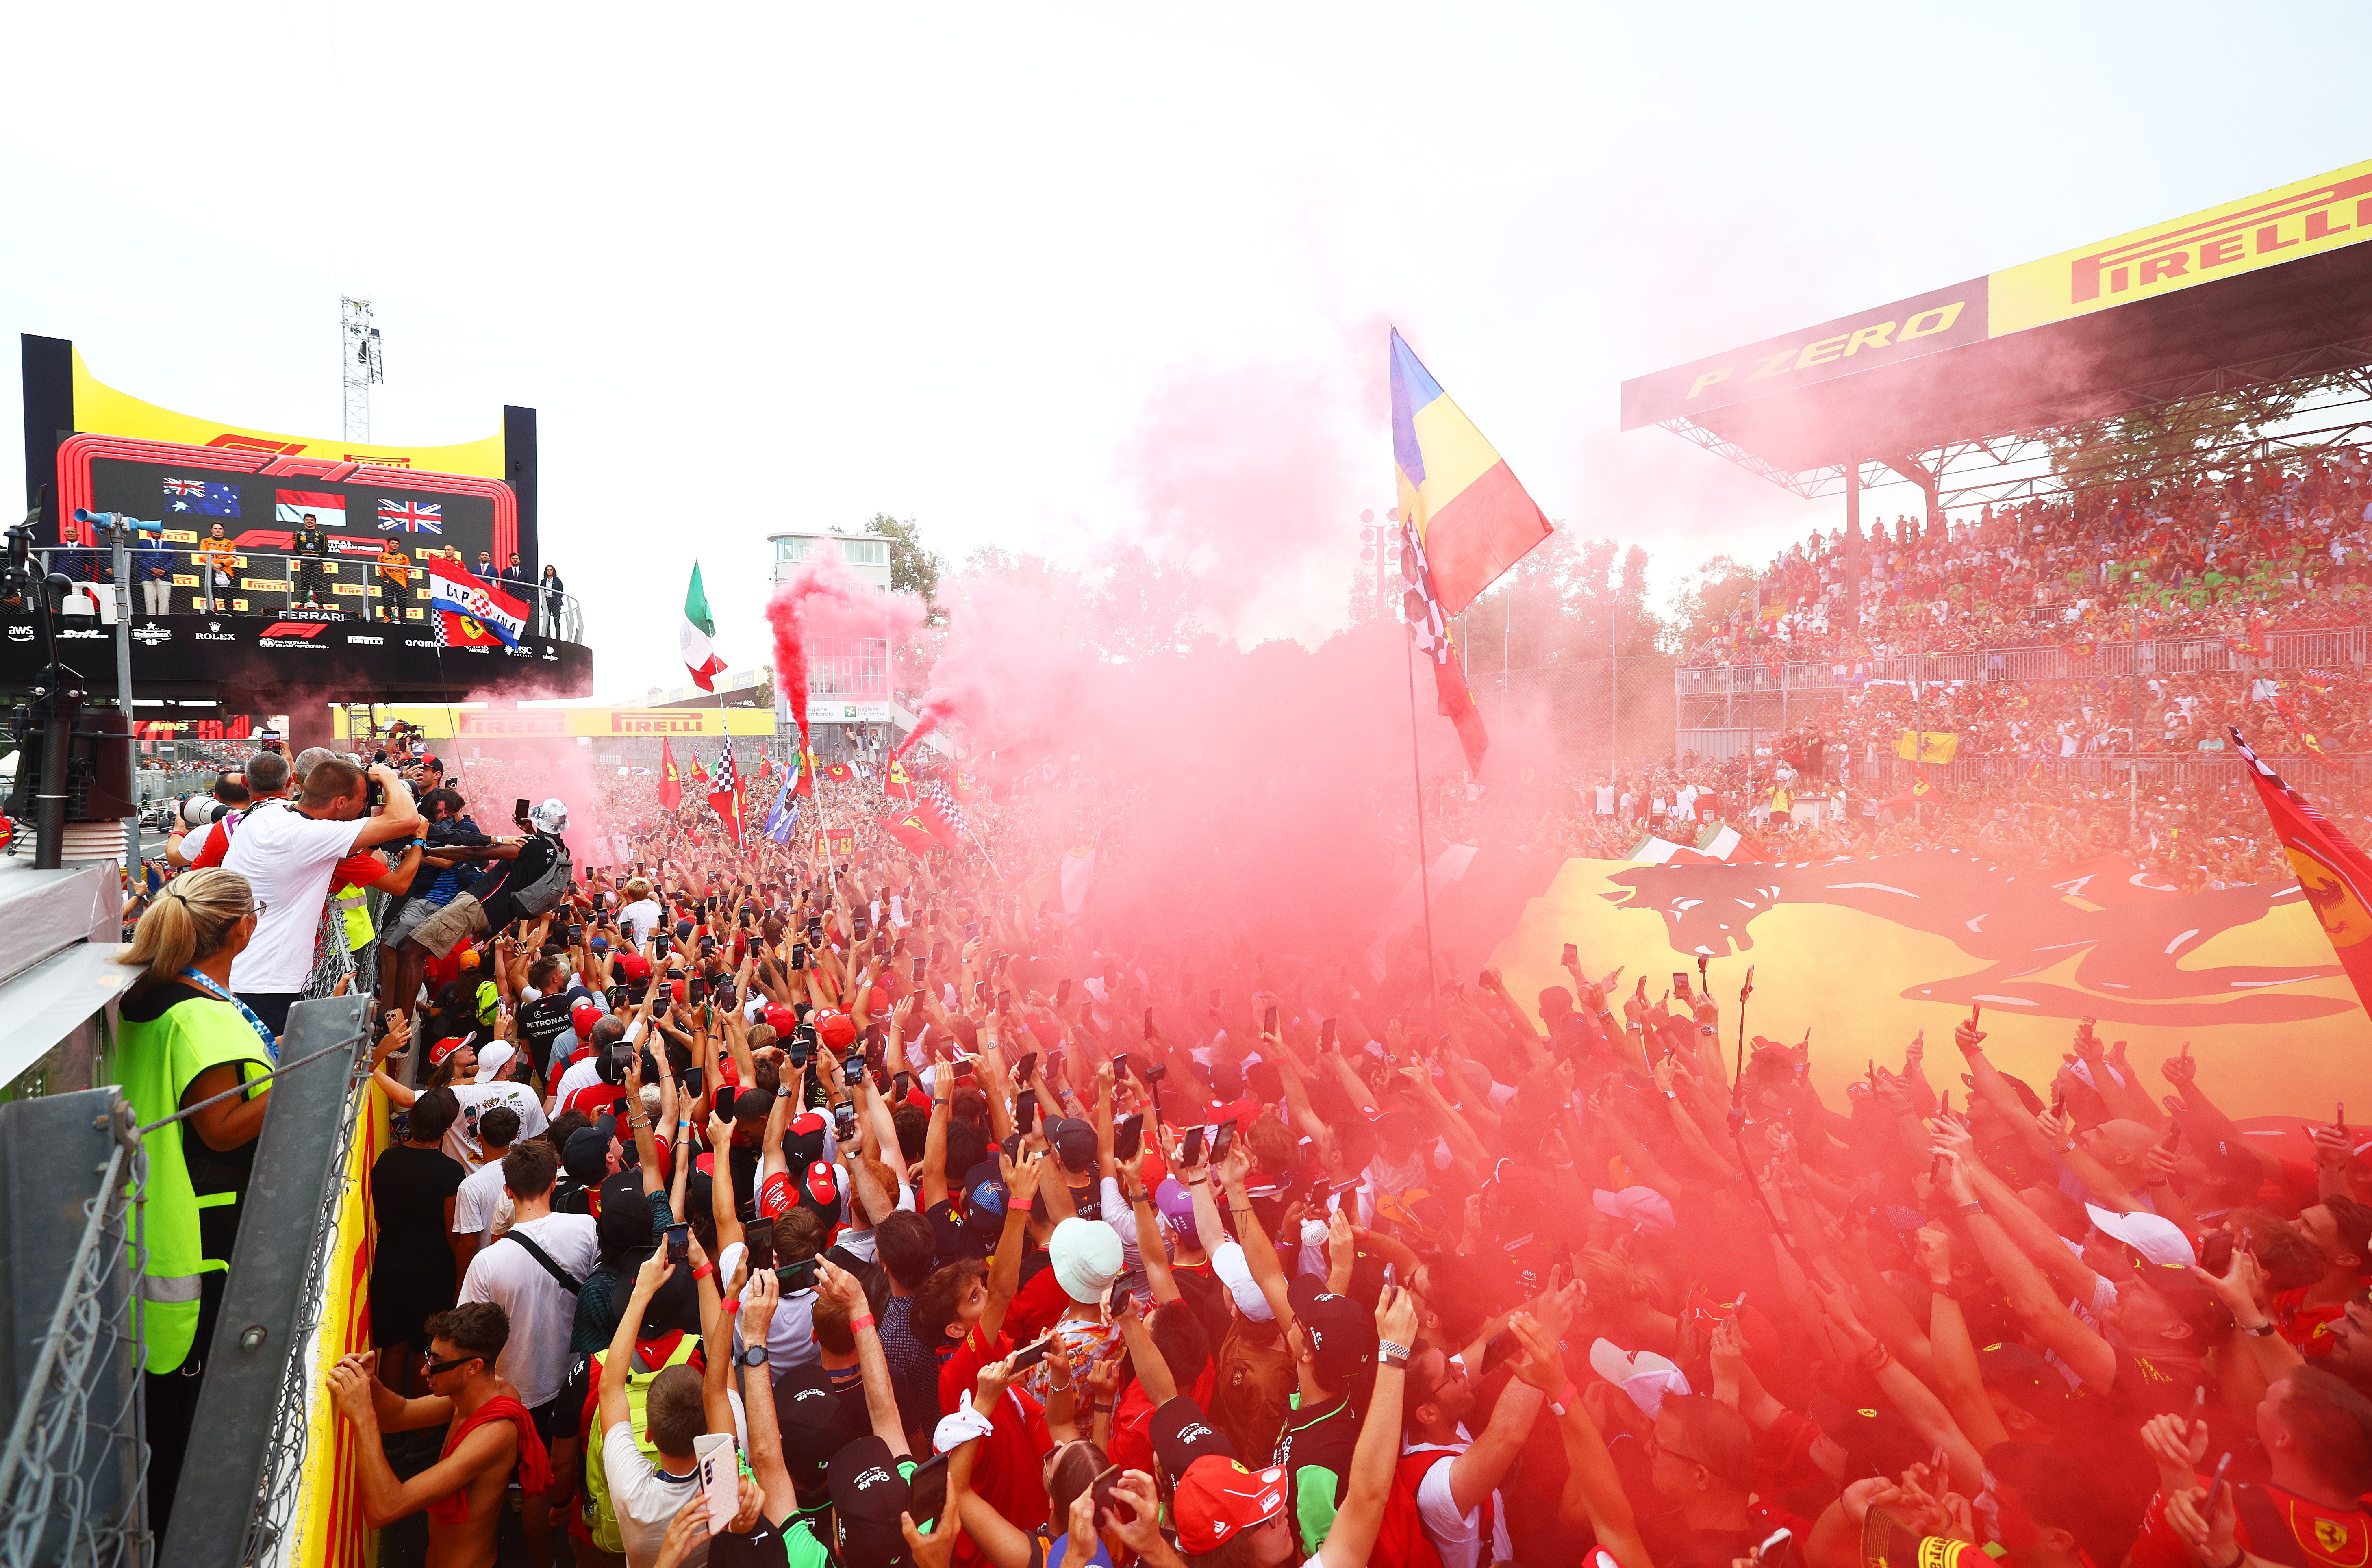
5, 2, 2368, 698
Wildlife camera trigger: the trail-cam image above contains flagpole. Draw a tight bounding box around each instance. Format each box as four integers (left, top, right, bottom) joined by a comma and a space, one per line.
1403, 634, 1441, 1001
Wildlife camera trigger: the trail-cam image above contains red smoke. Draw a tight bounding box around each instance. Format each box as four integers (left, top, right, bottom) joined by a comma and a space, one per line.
765, 557, 927, 747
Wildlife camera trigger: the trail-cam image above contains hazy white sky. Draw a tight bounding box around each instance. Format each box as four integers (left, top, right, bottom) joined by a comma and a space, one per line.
5, 2, 2366, 696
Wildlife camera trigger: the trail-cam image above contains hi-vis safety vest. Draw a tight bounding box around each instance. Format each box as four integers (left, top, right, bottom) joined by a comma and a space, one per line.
332, 881, 372, 951
582, 1333, 701, 1554
112, 996, 272, 1375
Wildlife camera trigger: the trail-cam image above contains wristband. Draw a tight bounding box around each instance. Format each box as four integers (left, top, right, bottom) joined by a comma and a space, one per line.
2243, 1319, 2278, 1338
1548, 1380, 1579, 1416
849, 1314, 875, 1336
1953, 1201, 1983, 1217
692, 1264, 712, 1281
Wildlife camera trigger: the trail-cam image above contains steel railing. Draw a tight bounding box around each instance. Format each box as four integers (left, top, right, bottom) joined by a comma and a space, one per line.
20, 546, 583, 641
1676, 624, 2371, 695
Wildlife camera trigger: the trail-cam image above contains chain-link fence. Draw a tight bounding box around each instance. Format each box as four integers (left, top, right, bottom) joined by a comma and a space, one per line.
0, 1091, 147, 1568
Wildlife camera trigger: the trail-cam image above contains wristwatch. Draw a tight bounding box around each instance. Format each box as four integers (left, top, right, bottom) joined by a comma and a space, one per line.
1378, 1340, 1412, 1370
736, 1344, 769, 1369
2242, 1319, 2279, 1338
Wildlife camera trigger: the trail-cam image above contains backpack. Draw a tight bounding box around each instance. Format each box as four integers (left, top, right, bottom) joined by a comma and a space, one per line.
508, 834, 574, 917
1208, 1317, 1296, 1466
578, 1331, 699, 1555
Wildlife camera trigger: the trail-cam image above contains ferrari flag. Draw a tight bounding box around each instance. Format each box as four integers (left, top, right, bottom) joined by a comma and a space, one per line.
2234, 726, 2372, 1016
880, 812, 937, 855
657, 738, 683, 811
1389, 329, 1553, 616
883, 756, 916, 801
425, 557, 527, 648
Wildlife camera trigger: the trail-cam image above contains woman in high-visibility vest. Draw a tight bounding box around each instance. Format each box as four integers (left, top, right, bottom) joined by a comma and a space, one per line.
111, 867, 278, 1536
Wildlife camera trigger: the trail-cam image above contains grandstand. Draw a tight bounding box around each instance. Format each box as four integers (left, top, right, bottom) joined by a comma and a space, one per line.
1604, 159, 2372, 888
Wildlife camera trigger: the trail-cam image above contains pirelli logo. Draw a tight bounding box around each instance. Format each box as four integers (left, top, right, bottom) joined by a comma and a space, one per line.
2067, 171, 2372, 302
456, 712, 567, 737
611, 713, 704, 733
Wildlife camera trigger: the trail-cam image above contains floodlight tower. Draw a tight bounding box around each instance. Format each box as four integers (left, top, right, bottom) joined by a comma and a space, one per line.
341, 296, 384, 445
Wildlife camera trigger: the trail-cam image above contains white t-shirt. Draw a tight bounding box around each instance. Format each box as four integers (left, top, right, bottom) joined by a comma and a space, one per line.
453, 1160, 513, 1245
221, 801, 369, 994
602, 1391, 749, 1568
457, 1212, 600, 1408
444, 1082, 549, 1172
619, 898, 664, 946
731, 1287, 819, 1375
179, 821, 219, 863
1408, 1438, 1512, 1568
551, 1053, 608, 1113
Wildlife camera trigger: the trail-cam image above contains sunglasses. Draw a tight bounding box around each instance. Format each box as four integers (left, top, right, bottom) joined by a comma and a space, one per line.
247, 899, 269, 919
421, 1350, 481, 1376
1644, 1430, 1708, 1468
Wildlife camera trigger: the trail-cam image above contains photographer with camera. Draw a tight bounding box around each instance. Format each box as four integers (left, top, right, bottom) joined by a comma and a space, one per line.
403, 797, 573, 964
165, 770, 249, 869
219, 756, 420, 1036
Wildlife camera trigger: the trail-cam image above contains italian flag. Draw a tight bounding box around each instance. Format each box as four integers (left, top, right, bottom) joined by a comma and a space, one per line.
680, 563, 728, 691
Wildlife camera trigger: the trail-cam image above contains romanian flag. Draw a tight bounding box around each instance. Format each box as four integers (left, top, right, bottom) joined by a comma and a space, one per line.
2234, 727, 2372, 1017
657, 737, 683, 811
1389, 330, 1553, 616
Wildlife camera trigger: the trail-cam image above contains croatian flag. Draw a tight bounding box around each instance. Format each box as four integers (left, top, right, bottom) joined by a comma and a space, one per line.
424, 557, 528, 647
379, 499, 444, 534
163, 478, 241, 516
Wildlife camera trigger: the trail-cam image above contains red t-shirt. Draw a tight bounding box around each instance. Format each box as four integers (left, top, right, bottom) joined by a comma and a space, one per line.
2133, 1479, 2372, 1568
936, 1325, 1051, 1566
1004, 1264, 1071, 1351
2274, 1286, 2359, 1357
1110, 1360, 1216, 1480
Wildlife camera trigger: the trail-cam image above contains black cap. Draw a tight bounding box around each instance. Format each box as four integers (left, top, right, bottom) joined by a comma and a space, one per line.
1807, 1389, 1928, 1479
1047, 1116, 1099, 1173
563, 1123, 617, 1188
827, 1435, 913, 1568
1151, 1396, 1236, 1479
773, 1366, 860, 1494
1287, 1274, 1375, 1390
1976, 1340, 2074, 1424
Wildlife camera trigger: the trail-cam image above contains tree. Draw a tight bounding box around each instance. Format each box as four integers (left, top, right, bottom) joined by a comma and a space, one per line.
1668, 554, 1760, 648
839, 513, 947, 623
2039, 378, 2336, 493
1089, 546, 1203, 664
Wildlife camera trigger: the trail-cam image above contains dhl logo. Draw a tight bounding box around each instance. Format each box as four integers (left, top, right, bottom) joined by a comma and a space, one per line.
2066, 170, 2372, 302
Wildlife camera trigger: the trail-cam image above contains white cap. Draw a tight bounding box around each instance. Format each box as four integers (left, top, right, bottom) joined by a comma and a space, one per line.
1210, 1240, 1274, 1321
1588, 1339, 1692, 1419
529, 797, 569, 832
2086, 1203, 2195, 1267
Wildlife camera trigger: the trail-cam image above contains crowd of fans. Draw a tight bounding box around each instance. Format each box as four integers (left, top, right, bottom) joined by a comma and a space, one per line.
1681, 453, 2372, 668
99, 713, 2372, 1568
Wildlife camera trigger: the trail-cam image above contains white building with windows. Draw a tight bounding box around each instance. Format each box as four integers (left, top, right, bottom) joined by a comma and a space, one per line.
768, 530, 900, 748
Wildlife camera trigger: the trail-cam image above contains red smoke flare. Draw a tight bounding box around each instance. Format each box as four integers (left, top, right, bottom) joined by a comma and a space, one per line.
764, 558, 927, 746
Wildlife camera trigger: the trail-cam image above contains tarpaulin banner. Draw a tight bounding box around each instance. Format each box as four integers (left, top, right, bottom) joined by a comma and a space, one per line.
1487, 851, 2372, 1120
332, 706, 780, 741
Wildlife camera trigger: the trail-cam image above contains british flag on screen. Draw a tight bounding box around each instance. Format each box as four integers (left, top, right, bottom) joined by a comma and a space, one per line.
378, 499, 443, 534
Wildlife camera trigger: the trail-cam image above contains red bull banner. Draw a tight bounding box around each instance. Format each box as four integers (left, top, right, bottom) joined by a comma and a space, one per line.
1487, 851, 2372, 1119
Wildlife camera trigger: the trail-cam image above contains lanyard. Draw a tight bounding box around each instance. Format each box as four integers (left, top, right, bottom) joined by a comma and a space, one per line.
178, 967, 280, 1061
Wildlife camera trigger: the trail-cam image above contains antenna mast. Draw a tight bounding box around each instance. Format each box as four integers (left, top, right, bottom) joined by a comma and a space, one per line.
341, 296, 384, 445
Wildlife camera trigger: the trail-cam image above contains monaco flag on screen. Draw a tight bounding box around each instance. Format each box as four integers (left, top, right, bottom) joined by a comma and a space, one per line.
275, 489, 346, 530
425, 557, 528, 648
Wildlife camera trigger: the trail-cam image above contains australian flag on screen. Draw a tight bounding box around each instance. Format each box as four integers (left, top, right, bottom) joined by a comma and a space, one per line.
163, 477, 241, 516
